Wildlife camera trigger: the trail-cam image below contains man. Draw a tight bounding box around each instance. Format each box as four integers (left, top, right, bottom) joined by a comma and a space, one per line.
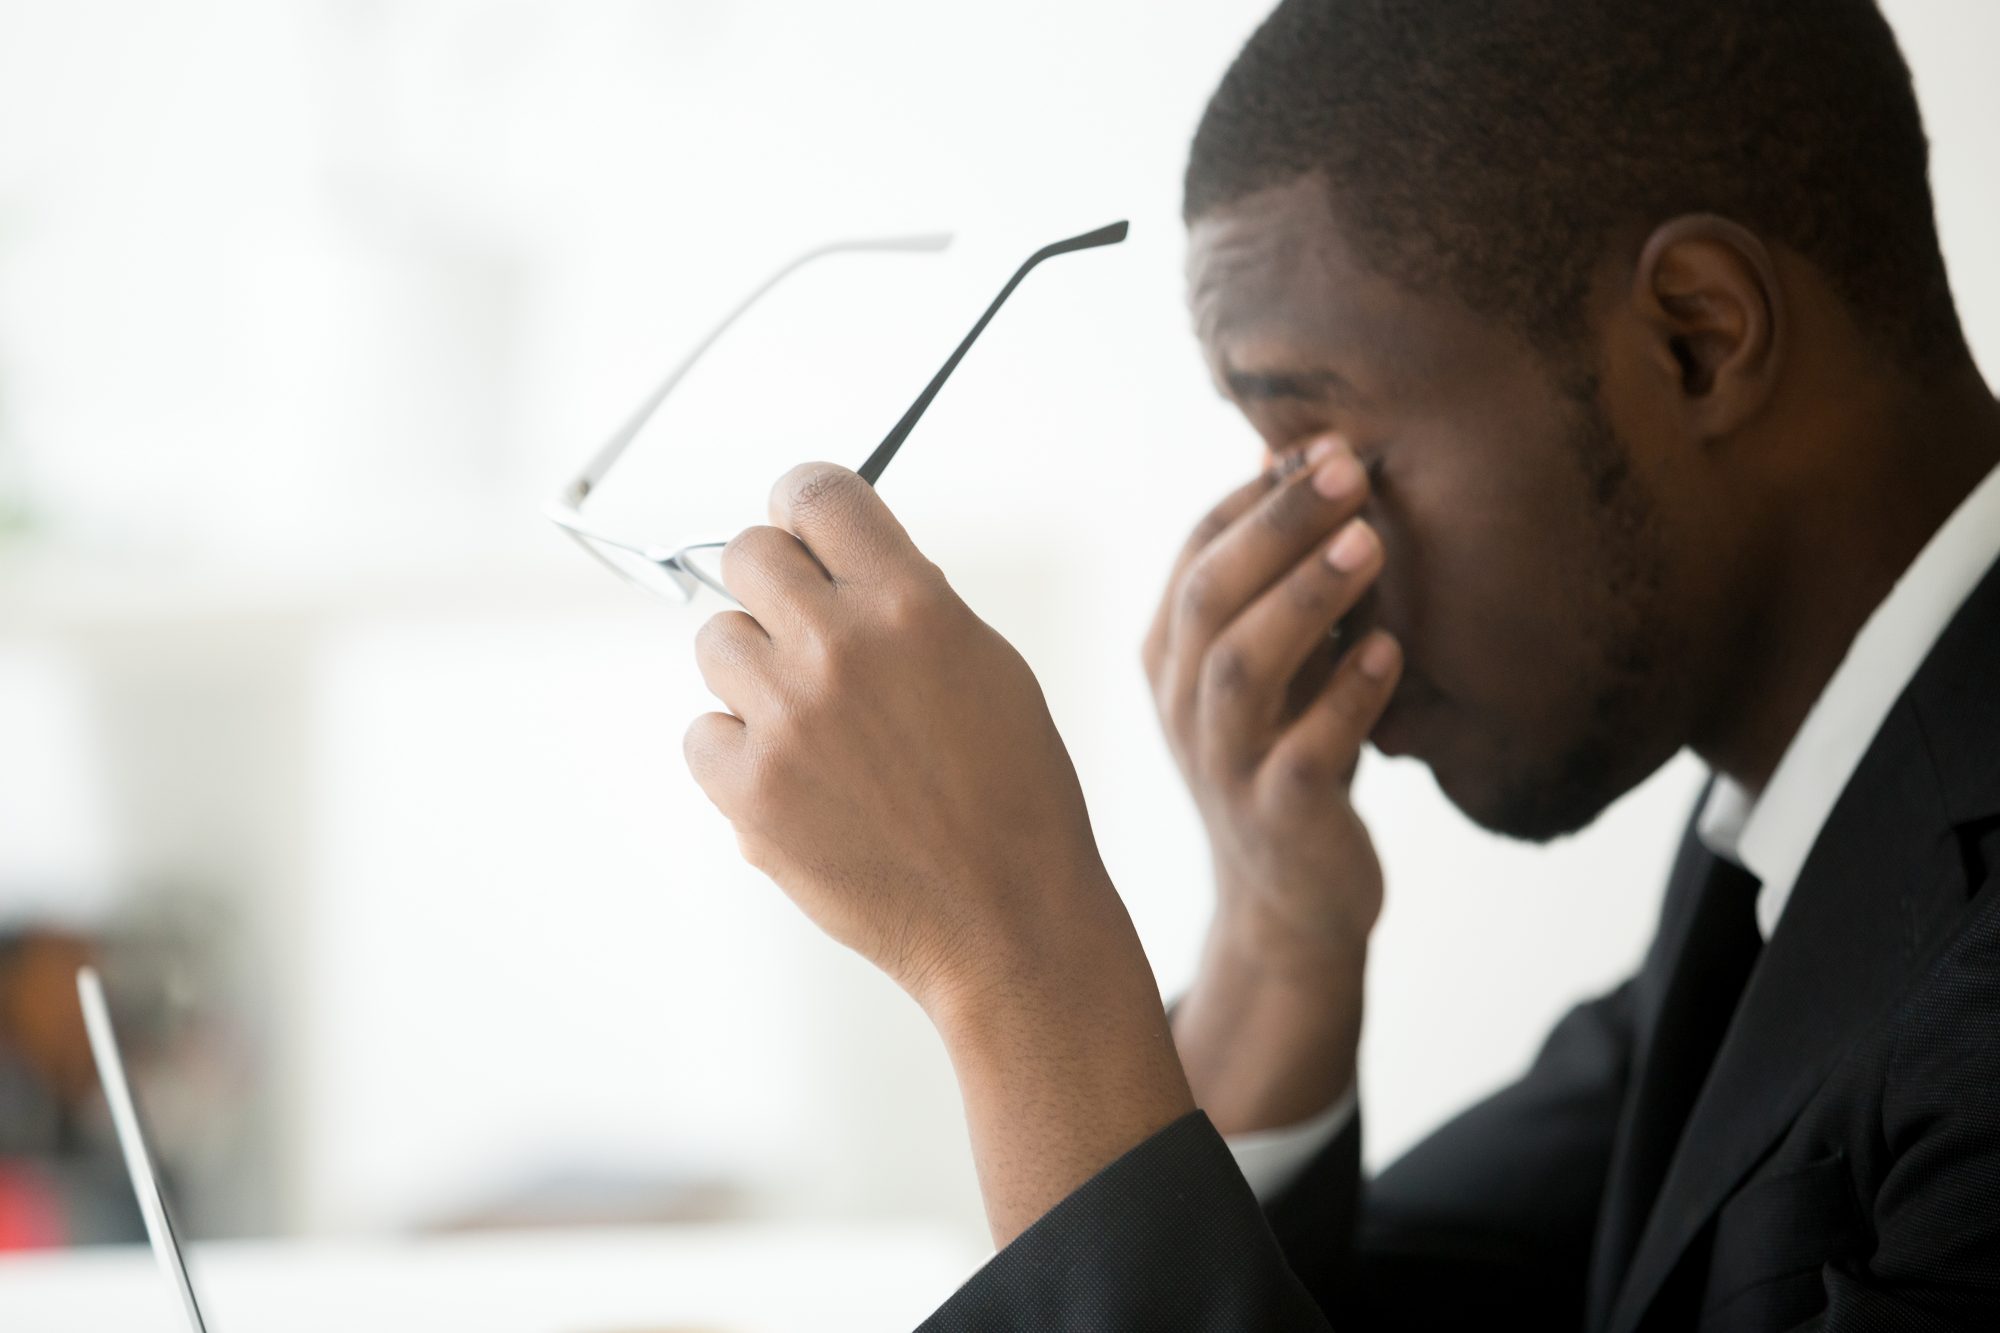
682, 1, 2000, 1327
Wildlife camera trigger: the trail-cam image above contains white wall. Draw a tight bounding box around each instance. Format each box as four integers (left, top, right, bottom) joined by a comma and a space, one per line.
0, 0, 1993, 1246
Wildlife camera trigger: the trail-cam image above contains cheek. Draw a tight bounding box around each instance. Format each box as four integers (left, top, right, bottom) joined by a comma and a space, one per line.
1369, 441, 1613, 712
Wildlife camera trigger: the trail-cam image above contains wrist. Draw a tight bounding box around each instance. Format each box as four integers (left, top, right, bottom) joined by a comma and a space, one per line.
910, 859, 1122, 1026
921, 879, 1197, 1246
922, 869, 1159, 1053
1174, 907, 1368, 1134
1205, 893, 1372, 990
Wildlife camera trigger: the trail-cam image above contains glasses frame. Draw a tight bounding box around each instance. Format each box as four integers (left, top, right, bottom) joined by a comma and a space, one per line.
545, 220, 1130, 605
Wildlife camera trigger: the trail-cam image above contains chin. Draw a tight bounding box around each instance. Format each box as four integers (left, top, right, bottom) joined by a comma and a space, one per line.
1426, 738, 1637, 845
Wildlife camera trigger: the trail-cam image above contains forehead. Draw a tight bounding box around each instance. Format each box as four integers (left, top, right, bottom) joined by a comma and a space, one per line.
1186, 178, 1340, 342
1185, 174, 1493, 397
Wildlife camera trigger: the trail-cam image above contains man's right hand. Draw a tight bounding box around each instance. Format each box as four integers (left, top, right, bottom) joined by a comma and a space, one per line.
1140, 435, 1402, 1133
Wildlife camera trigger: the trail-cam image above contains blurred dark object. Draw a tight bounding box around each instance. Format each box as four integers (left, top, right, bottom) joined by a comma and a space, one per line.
0, 927, 144, 1249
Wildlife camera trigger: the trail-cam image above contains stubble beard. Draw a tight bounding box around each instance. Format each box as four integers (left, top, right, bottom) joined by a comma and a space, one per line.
1454, 372, 1681, 844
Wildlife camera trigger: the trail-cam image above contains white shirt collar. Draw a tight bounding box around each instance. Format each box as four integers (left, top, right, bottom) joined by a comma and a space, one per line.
1697, 459, 2000, 940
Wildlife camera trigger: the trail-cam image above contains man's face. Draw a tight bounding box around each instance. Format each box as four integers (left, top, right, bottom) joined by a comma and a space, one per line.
1186, 175, 1703, 841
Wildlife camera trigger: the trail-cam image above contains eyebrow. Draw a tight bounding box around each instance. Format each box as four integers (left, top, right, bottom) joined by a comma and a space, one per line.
1221, 364, 1352, 403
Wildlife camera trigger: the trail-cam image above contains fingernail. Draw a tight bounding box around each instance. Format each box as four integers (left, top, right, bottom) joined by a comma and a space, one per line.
1313, 451, 1364, 500
1326, 518, 1376, 572
1305, 436, 1339, 466
1357, 632, 1399, 680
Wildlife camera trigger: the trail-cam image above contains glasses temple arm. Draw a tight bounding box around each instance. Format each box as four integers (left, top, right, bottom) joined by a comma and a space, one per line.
857, 220, 1128, 486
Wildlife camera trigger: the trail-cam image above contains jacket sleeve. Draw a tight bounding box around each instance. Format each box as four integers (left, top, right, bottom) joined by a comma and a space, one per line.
917, 976, 1639, 1330
916, 1108, 1335, 1332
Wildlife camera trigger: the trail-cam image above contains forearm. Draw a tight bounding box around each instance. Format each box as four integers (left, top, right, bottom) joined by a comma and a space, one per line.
929, 880, 1197, 1249
1173, 905, 1367, 1135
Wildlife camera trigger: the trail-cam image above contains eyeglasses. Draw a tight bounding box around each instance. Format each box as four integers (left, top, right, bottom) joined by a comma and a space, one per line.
545, 221, 1130, 605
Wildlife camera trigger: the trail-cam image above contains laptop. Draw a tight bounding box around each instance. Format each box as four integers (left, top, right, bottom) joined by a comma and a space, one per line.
76, 965, 211, 1332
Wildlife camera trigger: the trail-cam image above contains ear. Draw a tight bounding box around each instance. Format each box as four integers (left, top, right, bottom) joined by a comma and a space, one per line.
1630, 214, 1784, 436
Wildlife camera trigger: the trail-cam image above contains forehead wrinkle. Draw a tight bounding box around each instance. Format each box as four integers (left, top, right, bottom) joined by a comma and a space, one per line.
1186, 210, 1316, 352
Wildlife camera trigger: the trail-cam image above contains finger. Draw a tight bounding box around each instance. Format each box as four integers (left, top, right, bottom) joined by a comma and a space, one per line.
1141, 468, 1281, 678
692, 609, 772, 718
1162, 441, 1371, 731
1142, 438, 1333, 680
1167, 458, 1302, 590
1278, 627, 1344, 729
1259, 630, 1402, 807
1197, 516, 1384, 770
683, 709, 749, 810
718, 524, 833, 636
767, 461, 919, 588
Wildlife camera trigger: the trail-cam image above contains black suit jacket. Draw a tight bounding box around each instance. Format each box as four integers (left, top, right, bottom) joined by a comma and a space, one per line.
921, 552, 2000, 1331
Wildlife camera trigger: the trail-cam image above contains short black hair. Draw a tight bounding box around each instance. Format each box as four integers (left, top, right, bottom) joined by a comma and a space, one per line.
1185, 0, 1969, 372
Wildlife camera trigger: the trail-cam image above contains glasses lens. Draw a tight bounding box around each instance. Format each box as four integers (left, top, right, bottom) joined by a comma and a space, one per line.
573, 533, 696, 603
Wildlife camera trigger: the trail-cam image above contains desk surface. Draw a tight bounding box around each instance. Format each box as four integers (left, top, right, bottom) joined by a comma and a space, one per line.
0, 1221, 988, 1333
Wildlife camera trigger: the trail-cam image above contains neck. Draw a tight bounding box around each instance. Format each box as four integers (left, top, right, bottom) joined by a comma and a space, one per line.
1694, 364, 2000, 798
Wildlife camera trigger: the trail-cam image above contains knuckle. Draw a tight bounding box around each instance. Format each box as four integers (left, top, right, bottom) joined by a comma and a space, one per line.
779, 461, 860, 516
692, 611, 726, 659
721, 523, 778, 566
681, 712, 734, 782
693, 608, 750, 660
1198, 640, 1252, 702
1176, 560, 1220, 623
716, 529, 758, 585
681, 712, 714, 760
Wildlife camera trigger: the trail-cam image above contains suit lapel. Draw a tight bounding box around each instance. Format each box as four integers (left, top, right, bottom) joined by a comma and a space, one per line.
1604, 552, 2000, 1333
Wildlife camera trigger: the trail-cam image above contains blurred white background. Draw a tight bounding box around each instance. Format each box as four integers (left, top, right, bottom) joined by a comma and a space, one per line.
0, 0, 1994, 1258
